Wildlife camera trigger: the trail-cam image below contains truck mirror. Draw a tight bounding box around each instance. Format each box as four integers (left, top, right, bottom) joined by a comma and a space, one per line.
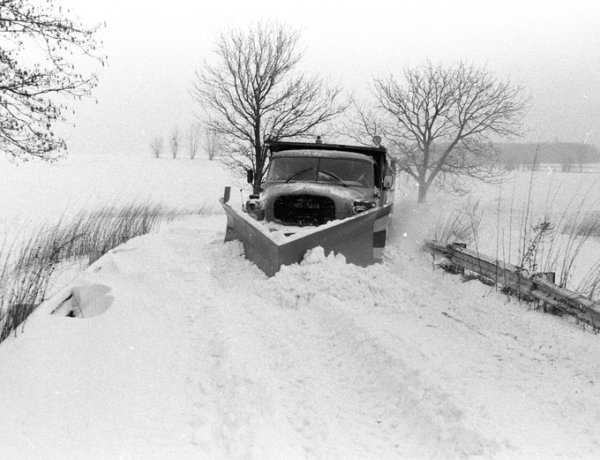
383, 174, 394, 189
246, 169, 254, 184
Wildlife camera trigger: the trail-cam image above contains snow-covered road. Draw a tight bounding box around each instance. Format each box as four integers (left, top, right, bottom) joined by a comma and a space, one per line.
1, 213, 600, 459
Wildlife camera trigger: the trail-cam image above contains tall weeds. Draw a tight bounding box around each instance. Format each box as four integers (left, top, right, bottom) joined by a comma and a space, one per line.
577, 260, 600, 303
0, 202, 210, 342
430, 164, 600, 299
505, 170, 600, 291
430, 200, 482, 247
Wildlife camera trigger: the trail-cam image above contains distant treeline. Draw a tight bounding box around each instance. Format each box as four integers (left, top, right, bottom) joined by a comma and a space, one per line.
497, 142, 600, 170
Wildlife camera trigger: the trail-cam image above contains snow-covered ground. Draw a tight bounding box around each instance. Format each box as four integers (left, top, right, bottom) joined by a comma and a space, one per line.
1, 154, 600, 459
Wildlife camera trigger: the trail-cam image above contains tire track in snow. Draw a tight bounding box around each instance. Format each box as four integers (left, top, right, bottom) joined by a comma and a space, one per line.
160, 225, 307, 458
198, 239, 499, 458
256, 284, 497, 458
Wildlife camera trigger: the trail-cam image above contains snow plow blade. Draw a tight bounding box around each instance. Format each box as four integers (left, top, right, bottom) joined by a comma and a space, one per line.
220, 197, 392, 277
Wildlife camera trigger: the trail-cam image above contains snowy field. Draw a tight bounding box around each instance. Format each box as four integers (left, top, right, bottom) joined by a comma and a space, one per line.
0, 153, 234, 234
1, 154, 600, 458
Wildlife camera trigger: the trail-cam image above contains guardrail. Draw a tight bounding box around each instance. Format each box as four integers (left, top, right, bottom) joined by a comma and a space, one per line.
424, 240, 600, 330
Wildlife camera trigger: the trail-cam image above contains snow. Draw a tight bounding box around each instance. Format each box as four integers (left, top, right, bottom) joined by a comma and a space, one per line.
1, 155, 600, 458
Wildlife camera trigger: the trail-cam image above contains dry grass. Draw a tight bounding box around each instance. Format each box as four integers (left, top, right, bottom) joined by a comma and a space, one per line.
430, 169, 600, 298
430, 200, 482, 246
489, 160, 600, 289
562, 211, 600, 238
577, 260, 600, 303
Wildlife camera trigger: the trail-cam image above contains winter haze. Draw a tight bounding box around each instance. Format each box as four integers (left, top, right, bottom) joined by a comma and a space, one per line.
3, 0, 600, 457
58, 0, 600, 156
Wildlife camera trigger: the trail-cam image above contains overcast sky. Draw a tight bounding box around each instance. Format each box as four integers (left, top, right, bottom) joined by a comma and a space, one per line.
56, 0, 600, 156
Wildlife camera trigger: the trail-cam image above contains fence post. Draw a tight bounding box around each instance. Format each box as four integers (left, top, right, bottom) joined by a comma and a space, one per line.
451, 243, 466, 275
537, 272, 556, 312
539, 272, 556, 284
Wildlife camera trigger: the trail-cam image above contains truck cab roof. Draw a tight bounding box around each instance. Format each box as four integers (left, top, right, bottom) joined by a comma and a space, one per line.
267, 141, 387, 164
271, 149, 376, 163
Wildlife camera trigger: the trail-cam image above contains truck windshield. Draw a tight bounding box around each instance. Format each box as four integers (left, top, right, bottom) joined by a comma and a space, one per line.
266, 157, 374, 187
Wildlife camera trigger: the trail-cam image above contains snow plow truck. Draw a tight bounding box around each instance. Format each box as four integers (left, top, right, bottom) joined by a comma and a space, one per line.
220, 138, 395, 276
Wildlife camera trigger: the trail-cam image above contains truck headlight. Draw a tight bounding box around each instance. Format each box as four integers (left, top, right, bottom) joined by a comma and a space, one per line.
352, 201, 377, 213
244, 198, 265, 221
245, 199, 262, 211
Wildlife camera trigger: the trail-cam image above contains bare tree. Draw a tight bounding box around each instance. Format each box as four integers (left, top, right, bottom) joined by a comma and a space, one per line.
354, 62, 528, 203
150, 137, 163, 158
186, 123, 201, 159
0, 0, 105, 160
169, 126, 180, 159
191, 22, 346, 192
204, 127, 220, 161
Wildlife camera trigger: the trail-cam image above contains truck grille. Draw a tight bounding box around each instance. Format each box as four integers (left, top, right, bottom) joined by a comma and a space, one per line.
273, 195, 335, 226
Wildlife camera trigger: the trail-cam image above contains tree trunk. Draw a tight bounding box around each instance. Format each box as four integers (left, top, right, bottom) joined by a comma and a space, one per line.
253, 118, 263, 194
417, 144, 431, 204
253, 141, 265, 194
253, 157, 262, 194
417, 181, 428, 203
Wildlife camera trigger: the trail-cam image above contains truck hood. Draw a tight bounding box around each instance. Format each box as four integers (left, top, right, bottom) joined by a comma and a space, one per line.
261, 182, 375, 203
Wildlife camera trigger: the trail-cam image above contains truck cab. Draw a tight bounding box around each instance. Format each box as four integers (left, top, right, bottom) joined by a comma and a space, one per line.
246, 140, 395, 226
